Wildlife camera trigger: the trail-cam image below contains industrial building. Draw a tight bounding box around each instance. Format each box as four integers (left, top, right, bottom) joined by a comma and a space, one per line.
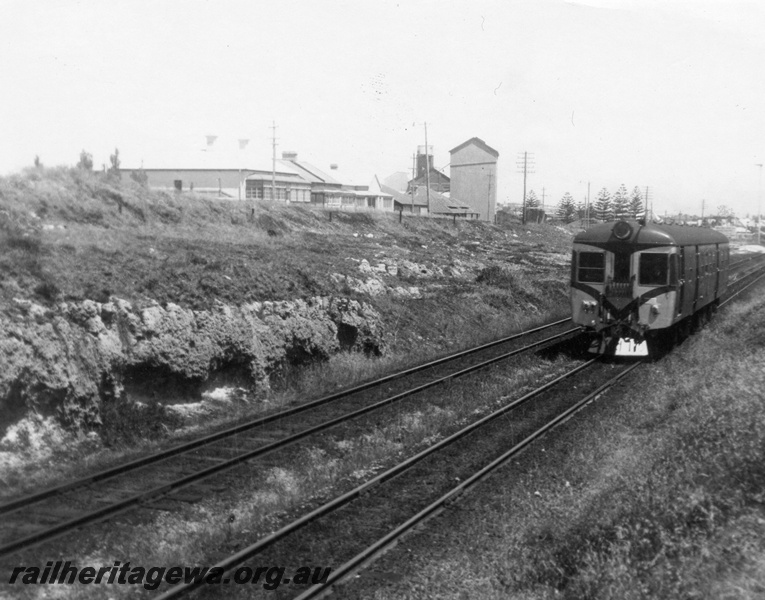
122, 151, 392, 211
122, 135, 498, 221
407, 146, 450, 194
449, 137, 499, 222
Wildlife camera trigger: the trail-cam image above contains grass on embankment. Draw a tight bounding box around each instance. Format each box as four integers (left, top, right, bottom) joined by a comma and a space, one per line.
0, 166, 572, 317
0, 165, 572, 495
529, 294, 765, 599
356, 292, 765, 600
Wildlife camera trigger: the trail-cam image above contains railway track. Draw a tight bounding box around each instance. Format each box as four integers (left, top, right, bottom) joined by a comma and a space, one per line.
146, 256, 765, 599
3, 251, 762, 596
722, 255, 765, 307
293, 362, 642, 600
152, 358, 640, 599
0, 317, 581, 558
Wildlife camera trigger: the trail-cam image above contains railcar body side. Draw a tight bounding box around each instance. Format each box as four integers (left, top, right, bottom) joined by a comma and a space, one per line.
570, 221, 729, 355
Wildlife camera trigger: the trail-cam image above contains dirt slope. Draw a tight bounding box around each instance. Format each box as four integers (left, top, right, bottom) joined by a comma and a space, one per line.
0, 167, 573, 442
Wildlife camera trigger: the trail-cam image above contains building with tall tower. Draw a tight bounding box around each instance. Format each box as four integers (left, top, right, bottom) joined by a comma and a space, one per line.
449, 137, 499, 222
407, 145, 450, 194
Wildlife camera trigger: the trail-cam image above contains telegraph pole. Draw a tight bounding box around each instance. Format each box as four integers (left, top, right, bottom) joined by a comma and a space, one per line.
270, 121, 278, 202
238, 138, 249, 201
411, 152, 416, 211
756, 164, 763, 245
487, 172, 493, 222
516, 152, 535, 225
644, 186, 651, 222
522, 152, 528, 225
424, 122, 431, 214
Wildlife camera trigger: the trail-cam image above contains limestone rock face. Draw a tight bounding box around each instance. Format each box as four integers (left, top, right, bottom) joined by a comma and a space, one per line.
0, 295, 386, 434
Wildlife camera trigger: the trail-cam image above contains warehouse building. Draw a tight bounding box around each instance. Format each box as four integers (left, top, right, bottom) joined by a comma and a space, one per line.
449, 137, 499, 222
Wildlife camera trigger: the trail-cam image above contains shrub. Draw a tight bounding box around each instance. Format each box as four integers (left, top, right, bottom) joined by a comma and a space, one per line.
476, 265, 515, 286
77, 150, 93, 171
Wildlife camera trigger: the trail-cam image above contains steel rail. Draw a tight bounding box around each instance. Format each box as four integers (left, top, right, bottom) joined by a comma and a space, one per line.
293, 361, 642, 600
720, 264, 765, 308
0, 317, 572, 516
153, 358, 599, 599
0, 325, 582, 557
730, 254, 765, 280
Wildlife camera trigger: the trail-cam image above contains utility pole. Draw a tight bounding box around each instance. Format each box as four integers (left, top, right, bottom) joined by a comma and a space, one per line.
541, 187, 546, 210
487, 172, 493, 222
411, 152, 416, 212
238, 138, 249, 202
516, 152, 535, 225
644, 186, 651, 222
757, 164, 763, 245
586, 181, 591, 225
522, 152, 528, 225
701, 198, 705, 222
270, 121, 278, 202
424, 123, 431, 215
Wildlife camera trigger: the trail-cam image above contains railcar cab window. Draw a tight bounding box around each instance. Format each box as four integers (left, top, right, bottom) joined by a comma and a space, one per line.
577, 252, 605, 283
639, 253, 668, 286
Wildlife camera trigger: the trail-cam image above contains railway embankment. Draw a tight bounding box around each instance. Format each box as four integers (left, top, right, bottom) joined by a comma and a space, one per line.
2, 294, 385, 429
0, 166, 571, 475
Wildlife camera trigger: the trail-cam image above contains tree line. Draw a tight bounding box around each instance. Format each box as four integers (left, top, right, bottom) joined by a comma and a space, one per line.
33, 148, 148, 187
524, 185, 646, 223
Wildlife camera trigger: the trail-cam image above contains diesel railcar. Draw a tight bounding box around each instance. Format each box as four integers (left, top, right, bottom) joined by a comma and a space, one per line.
570, 220, 729, 355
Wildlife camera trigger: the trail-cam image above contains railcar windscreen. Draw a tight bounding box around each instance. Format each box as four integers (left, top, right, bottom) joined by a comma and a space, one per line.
578, 252, 605, 283
639, 253, 668, 286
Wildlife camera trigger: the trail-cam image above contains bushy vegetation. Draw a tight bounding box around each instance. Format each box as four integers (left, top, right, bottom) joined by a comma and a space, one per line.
543, 297, 765, 598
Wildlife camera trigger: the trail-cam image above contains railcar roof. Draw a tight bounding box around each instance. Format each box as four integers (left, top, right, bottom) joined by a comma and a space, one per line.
574, 221, 729, 248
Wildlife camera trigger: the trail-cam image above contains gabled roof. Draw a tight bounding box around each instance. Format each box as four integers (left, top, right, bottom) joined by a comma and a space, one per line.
381, 184, 477, 214
279, 159, 342, 185
381, 171, 409, 192
381, 184, 429, 207
408, 169, 450, 186
449, 137, 499, 158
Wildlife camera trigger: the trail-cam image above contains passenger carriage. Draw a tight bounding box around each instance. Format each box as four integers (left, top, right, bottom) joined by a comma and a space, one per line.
570, 220, 729, 356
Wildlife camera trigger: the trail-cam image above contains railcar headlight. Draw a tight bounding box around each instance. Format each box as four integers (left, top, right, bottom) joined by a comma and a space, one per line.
613, 221, 633, 240
582, 300, 597, 313
650, 304, 660, 315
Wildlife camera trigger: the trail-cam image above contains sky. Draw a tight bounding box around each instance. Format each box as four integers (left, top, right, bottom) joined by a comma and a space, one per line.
1, 0, 764, 217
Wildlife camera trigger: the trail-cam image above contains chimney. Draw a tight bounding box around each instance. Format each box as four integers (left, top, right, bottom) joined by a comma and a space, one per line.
416, 145, 433, 179
282, 151, 298, 161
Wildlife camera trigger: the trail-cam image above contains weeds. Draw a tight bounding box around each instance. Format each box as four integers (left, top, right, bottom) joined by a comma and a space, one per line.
99, 399, 182, 447
515, 295, 765, 599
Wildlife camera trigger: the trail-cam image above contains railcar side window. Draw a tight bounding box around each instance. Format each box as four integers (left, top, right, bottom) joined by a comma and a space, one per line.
639, 253, 668, 286
669, 255, 678, 285
578, 252, 605, 283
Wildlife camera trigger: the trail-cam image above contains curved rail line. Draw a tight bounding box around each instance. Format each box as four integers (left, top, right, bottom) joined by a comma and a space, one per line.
721, 260, 765, 308
154, 358, 602, 599
293, 361, 642, 600
0, 320, 581, 557
0, 317, 573, 518
152, 254, 764, 599
4, 256, 760, 565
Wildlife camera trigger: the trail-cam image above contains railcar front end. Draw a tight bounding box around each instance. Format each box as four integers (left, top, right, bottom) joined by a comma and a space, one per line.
570, 221, 728, 356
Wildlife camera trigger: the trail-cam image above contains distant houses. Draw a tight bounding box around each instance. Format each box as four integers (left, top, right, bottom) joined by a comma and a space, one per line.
123, 136, 499, 221
380, 182, 479, 219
